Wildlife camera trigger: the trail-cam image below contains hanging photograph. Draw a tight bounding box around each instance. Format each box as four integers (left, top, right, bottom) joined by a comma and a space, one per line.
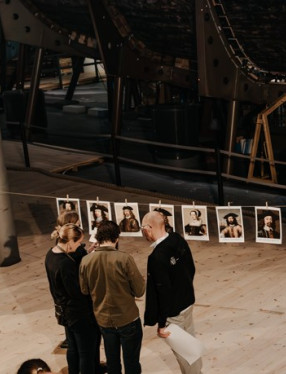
216, 206, 244, 243
182, 205, 209, 241
114, 202, 142, 237
255, 206, 282, 244
86, 200, 112, 235
149, 203, 175, 233
56, 197, 83, 228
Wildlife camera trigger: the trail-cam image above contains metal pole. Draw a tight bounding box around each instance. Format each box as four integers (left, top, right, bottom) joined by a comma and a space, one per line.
215, 147, 224, 206
111, 75, 123, 186
124, 78, 131, 112
94, 59, 100, 82
0, 24, 7, 94
25, 47, 44, 140
107, 76, 114, 122
20, 120, 30, 167
65, 56, 85, 101
0, 131, 21, 266
16, 44, 26, 90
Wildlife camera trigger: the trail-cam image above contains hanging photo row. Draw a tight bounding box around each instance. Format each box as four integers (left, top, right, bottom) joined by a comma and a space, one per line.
55, 197, 283, 245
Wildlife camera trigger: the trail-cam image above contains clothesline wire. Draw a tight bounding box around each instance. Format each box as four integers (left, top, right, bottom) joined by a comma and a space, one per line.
1, 190, 285, 209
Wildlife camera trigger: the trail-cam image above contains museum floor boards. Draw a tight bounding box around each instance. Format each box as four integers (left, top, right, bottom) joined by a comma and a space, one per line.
2, 140, 103, 173
1, 143, 285, 373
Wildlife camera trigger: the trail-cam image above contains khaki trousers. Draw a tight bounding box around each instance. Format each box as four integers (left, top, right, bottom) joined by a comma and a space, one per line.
167, 305, 202, 374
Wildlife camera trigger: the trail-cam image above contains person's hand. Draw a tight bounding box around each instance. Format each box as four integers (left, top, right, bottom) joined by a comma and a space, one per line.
87, 242, 98, 253
157, 327, 171, 338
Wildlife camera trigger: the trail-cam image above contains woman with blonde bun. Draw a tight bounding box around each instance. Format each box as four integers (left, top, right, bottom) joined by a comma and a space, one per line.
51, 210, 96, 254
51, 210, 94, 349
51, 210, 80, 240
45, 223, 106, 374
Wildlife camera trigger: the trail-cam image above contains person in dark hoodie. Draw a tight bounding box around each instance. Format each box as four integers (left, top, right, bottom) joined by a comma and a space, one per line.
141, 211, 202, 374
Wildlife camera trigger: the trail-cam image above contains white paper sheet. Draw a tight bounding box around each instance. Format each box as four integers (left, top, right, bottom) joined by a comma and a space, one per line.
165, 323, 204, 365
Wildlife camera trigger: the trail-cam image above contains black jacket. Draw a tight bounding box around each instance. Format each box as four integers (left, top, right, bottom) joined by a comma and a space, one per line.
144, 232, 196, 328
45, 245, 94, 327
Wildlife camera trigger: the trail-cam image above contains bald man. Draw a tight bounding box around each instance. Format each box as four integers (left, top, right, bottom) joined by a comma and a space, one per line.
141, 211, 202, 374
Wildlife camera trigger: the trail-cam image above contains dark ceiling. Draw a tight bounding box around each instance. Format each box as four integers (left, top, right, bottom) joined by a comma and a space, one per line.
19, 0, 286, 75
222, 0, 286, 74
109, 0, 197, 61
26, 0, 95, 37
1, 0, 286, 103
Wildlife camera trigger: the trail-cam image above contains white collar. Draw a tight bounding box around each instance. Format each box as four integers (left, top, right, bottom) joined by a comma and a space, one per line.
151, 233, 169, 248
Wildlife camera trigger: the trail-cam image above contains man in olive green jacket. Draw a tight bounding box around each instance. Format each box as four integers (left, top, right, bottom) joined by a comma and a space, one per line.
79, 220, 145, 374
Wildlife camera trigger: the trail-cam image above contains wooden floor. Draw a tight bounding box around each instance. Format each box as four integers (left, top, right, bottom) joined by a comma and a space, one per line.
1, 143, 286, 374
2, 140, 103, 173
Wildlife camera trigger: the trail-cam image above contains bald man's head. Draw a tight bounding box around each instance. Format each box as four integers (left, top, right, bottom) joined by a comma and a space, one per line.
141, 211, 166, 242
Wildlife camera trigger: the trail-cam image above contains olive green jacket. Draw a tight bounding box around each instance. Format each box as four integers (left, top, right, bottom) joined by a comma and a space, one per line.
79, 246, 145, 328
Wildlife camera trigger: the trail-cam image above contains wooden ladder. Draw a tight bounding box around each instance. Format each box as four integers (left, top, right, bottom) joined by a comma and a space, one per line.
248, 93, 286, 184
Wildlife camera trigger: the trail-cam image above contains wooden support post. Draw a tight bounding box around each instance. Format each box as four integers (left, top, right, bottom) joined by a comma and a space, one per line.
248, 114, 262, 180
262, 114, 277, 183
225, 99, 239, 175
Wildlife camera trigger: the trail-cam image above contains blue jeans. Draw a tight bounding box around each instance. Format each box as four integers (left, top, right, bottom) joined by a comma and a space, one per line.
100, 318, 142, 374
66, 316, 102, 374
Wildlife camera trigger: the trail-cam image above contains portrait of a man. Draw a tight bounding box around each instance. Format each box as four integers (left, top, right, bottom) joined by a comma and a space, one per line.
149, 204, 175, 233
220, 213, 242, 238
56, 197, 82, 227
255, 207, 281, 244
114, 203, 142, 237
216, 207, 244, 243
86, 200, 111, 234
59, 200, 76, 211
